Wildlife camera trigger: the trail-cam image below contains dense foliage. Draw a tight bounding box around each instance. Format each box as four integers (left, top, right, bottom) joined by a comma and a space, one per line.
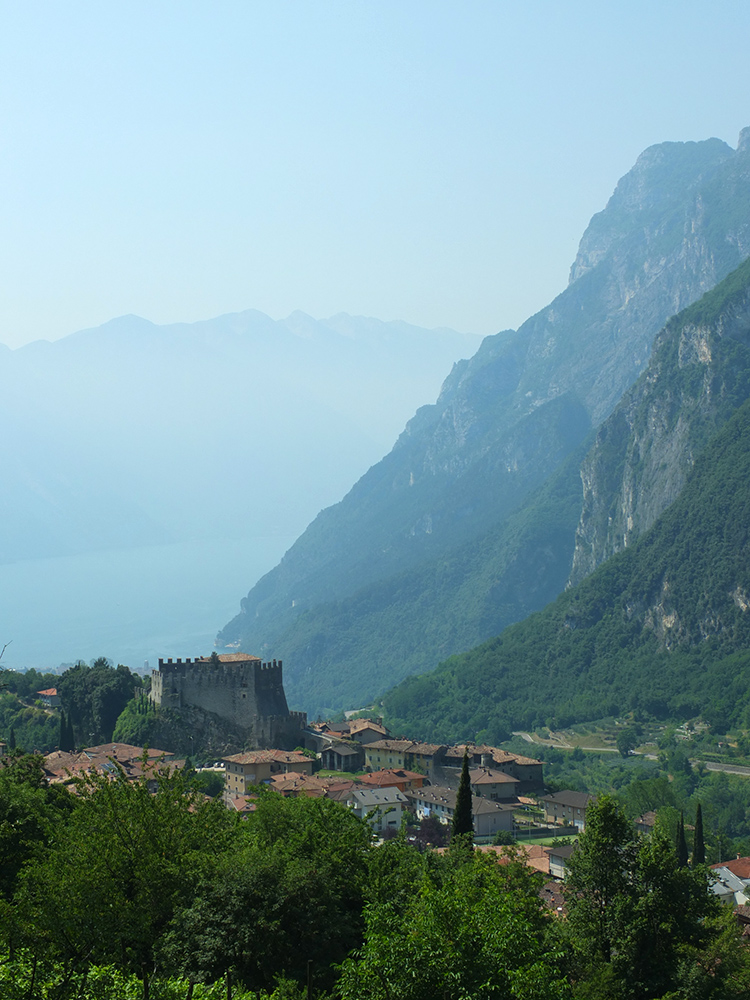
0, 668, 60, 753
564, 796, 748, 999
2, 756, 748, 998
58, 657, 141, 745
0, 659, 145, 755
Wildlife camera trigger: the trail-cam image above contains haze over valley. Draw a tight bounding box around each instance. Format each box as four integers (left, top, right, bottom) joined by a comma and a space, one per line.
0, 311, 477, 672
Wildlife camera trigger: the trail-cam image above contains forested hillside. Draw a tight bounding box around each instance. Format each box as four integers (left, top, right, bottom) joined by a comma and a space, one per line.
221, 131, 750, 715
385, 390, 750, 742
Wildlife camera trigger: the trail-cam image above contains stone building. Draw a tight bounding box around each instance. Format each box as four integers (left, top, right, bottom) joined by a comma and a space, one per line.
150, 653, 306, 749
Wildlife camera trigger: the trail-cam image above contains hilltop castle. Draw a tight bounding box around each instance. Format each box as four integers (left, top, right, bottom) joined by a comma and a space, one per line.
150, 653, 306, 750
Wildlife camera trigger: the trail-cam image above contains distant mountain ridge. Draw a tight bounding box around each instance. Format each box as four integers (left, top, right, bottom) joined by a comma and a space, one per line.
0, 311, 478, 564
219, 130, 750, 714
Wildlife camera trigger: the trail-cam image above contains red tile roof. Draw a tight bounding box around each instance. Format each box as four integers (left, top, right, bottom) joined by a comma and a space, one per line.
358, 768, 424, 789
365, 739, 415, 752
711, 856, 750, 880
43, 744, 178, 784
223, 749, 311, 765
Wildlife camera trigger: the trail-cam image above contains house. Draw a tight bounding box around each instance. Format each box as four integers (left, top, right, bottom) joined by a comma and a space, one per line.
269, 773, 334, 798
405, 784, 515, 841
710, 857, 750, 905
320, 741, 365, 772
227, 795, 257, 816
404, 743, 447, 777
363, 739, 415, 771
323, 780, 359, 803
222, 749, 314, 803
478, 842, 552, 875
358, 768, 426, 793
441, 745, 543, 792
308, 718, 388, 748
734, 904, 750, 939
37, 687, 61, 708
43, 743, 177, 786
345, 786, 407, 834
347, 719, 389, 744
635, 811, 657, 836
710, 866, 749, 905
538, 791, 594, 831
547, 843, 577, 879
469, 766, 520, 801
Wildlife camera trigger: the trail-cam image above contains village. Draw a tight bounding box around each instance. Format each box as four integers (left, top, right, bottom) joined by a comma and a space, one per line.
12, 654, 750, 918
32, 713, 750, 922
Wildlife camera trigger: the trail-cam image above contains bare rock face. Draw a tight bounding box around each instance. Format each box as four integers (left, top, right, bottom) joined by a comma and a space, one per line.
570, 262, 750, 587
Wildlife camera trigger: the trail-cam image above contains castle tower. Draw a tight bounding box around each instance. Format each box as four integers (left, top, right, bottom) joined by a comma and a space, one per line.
150, 653, 306, 749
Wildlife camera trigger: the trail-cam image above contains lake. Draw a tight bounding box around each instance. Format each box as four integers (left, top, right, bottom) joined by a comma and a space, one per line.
0, 535, 295, 674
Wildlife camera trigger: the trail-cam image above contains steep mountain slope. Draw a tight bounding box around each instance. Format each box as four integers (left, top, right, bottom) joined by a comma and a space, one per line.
383, 259, 750, 742
0, 312, 477, 563
220, 131, 750, 713
571, 256, 750, 583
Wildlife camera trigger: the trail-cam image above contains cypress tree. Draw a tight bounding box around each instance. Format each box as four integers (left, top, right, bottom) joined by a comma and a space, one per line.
8, 727, 15, 750
451, 750, 474, 844
677, 811, 689, 867
66, 714, 75, 752
58, 710, 67, 750
693, 803, 705, 864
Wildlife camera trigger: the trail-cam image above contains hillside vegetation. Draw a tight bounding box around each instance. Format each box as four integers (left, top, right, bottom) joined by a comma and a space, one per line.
384, 392, 750, 742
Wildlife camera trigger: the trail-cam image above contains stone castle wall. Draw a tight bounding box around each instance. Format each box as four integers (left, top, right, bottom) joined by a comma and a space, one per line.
150, 656, 306, 749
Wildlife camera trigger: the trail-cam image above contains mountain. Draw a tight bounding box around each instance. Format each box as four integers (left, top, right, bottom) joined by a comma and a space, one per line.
383, 258, 750, 742
570, 256, 750, 585
219, 130, 750, 714
0, 311, 478, 563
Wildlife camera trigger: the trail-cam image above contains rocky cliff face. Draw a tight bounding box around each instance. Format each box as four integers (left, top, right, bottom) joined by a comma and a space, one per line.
220, 130, 750, 713
570, 257, 750, 585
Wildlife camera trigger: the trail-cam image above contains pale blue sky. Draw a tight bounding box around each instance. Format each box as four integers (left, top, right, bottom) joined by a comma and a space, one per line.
1, 1, 749, 348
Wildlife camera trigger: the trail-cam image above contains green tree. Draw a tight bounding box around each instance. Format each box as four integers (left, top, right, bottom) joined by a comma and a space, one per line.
616, 728, 637, 758
693, 802, 705, 865
566, 796, 726, 998
451, 750, 473, 844
162, 790, 372, 994
338, 850, 570, 999
624, 829, 718, 998
66, 712, 75, 751
58, 660, 139, 745
677, 811, 689, 868
565, 796, 634, 967
18, 760, 233, 997
57, 710, 75, 752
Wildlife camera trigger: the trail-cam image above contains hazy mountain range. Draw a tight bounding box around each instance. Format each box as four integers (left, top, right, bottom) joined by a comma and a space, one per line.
1, 312, 479, 565
218, 128, 750, 718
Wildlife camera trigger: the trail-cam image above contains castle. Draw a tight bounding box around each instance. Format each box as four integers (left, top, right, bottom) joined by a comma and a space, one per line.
150, 653, 307, 749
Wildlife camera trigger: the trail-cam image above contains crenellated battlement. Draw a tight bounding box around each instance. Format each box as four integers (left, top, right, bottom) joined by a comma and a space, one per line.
149, 653, 305, 749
